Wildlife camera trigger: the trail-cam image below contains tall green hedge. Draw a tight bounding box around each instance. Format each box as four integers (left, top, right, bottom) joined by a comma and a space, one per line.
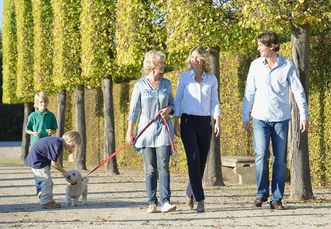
2, 0, 18, 104
115, 0, 166, 79
32, 0, 54, 93
15, 0, 34, 101
80, 0, 116, 87
308, 35, 331, 186
52, 0, 81, 91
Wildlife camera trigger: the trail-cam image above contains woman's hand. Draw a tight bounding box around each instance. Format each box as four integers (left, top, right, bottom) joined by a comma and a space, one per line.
214, 117, 220, 137
214, 117, 221, 137
125, 130, 135, 145
174, 117, 180, 137
159, 107, 172, 119
126, 121, 136, 145
33, 131, 40, 137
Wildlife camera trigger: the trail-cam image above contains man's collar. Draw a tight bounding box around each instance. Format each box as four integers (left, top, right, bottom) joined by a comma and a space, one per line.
262, 54, 285, 66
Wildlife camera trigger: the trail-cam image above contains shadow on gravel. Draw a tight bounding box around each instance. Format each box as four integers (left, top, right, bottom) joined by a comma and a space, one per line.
0, 200, 146, 213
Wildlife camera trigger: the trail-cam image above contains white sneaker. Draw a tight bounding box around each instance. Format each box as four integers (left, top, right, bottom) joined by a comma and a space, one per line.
37, 192, 42, 199
146, 204, 157, 213
161, 202, 177, 213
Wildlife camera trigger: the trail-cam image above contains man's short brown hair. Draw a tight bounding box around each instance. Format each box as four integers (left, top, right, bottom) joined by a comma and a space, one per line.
257, 31, 280, 51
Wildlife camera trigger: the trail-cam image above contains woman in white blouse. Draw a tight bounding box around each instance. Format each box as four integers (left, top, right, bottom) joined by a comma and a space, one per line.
174, 46, 221, 212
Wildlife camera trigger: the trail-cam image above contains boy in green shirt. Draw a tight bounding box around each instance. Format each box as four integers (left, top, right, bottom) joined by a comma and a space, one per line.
25, 91, 58, 198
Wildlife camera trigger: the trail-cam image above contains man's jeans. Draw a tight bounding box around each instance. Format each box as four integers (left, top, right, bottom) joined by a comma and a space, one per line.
142, 146, 171, 206
253, 118, 289, 203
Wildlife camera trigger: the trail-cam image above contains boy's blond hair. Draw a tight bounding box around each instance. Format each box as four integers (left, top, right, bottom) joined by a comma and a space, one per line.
34, 91, 49, 109
62, 131, 82, 148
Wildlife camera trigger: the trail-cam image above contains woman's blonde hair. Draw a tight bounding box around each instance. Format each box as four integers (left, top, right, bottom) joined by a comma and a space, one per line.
62, 130, 82, 148
34, 91, 49, 109
143, 50, 166, 75
185, 46, 213, 74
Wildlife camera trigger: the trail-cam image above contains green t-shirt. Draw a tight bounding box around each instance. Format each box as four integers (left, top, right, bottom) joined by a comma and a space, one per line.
26, 109, 58, 146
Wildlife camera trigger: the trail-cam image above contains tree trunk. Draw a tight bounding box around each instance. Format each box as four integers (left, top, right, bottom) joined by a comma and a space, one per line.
203, 46, 224, 186
75, 85, 87, 170
21, 102, 33, 161
289, 23, 314, 200
57, 90, 66, 166
102, 77, 119, 174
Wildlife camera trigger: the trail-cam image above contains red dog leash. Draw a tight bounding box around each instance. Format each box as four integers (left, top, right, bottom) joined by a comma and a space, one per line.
87, 113, 175, 176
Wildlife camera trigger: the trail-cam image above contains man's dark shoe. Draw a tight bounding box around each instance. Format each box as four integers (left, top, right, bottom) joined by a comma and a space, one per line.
270, 201, 285, 210
254, 197, 268, 207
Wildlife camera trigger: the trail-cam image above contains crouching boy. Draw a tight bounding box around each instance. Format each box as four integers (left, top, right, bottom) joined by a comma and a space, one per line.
25, 130, 82, 209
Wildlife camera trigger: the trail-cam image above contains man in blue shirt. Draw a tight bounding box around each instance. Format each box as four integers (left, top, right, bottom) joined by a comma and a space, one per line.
242, 32, 308, 210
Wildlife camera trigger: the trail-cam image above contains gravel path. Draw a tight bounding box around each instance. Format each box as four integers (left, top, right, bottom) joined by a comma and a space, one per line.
0, 144, 331, 228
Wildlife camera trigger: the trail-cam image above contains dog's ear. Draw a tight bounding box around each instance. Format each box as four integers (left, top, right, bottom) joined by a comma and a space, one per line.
82, 176, 89, 183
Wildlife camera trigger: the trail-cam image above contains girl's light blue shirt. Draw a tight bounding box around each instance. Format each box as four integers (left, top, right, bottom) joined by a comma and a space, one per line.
128, 76, 174, 150
174, 69, 221, 119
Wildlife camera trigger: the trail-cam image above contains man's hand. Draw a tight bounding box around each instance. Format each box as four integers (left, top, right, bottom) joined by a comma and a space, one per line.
242, 121, 252, 133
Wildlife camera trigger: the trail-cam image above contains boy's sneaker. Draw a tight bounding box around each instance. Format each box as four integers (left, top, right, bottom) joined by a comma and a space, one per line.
161, 202, 177, 213
146, 204, 157, 213
41, 200, 61, 209
37, 192, 42, 199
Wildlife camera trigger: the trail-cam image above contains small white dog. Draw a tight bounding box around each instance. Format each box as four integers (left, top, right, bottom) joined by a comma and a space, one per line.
65, 169, 88, 206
